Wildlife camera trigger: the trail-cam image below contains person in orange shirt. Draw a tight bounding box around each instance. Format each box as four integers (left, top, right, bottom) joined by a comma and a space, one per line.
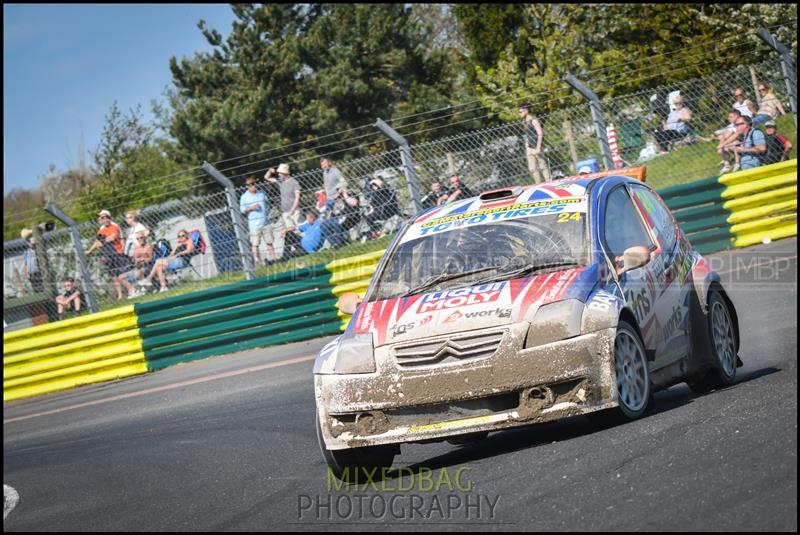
85, 209, 131, 298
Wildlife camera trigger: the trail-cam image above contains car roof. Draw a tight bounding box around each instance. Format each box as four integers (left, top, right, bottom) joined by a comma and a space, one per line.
413, 166, 647, 225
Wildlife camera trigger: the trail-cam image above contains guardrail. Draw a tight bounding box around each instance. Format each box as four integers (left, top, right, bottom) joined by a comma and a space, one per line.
3, 306, 146, 402
137, 264, 341, 370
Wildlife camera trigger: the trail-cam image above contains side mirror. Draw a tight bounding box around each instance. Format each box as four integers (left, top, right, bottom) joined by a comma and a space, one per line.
618, 246, 651, 274
337, 292, 362, 315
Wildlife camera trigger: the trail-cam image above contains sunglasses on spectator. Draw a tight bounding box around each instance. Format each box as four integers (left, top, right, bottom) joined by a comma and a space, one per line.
758, 87, 767, 92
178, 233, 187, 238
734, 93, 743, 97
137, 237, 147, 241
734, 122, 746, 126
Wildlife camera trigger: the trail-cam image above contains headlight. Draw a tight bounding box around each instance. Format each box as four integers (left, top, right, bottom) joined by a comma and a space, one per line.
333, 332, 376, 374
525, 299, 584, 348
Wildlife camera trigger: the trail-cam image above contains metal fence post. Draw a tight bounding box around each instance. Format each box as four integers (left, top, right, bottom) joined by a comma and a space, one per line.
202, 162, 256, 280
375, 118, 423, 214
43, 203, 99, 313
564, 74, 614, 170
756, 27, 797, 128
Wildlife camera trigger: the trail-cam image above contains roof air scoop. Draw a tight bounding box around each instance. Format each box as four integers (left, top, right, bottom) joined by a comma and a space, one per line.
479, 186, 522, 202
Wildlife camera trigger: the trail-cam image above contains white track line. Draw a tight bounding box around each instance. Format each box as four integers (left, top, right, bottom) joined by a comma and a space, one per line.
4, 485, 20, 520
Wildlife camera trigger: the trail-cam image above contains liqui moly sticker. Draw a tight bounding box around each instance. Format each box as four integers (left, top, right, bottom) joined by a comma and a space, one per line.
417, 282, 506, 313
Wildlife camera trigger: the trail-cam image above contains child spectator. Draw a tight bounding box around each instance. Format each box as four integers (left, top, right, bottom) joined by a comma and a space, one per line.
55, 277, 81, 318
761, 120, 793, 165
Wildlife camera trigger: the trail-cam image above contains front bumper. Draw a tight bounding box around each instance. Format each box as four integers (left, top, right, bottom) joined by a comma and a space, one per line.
316, 322, 618, 449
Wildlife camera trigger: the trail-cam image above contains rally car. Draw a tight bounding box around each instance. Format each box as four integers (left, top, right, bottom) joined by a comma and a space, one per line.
314, 166, 741, 478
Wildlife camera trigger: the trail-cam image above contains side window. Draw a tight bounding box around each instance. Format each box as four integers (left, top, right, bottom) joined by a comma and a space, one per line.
603, 186, 654, 258
630, 185, 677, 252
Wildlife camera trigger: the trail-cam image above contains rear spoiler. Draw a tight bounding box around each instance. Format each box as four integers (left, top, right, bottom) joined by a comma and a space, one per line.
566, 165, 647, 182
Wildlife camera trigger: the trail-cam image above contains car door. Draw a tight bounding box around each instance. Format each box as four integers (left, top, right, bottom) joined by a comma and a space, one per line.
628, 183, 691, 364
601, 184, 668, 362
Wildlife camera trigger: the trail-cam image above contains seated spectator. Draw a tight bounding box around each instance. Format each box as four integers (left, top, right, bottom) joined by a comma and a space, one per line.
653, 96, 692, 154
752, 84, 786, 126
732, 115, 766, 170
732, 87, 756, 118
297, 211, 347, 253
762, 120, 793, 165
85, 209, 132, 298
420, 180, 449, 209
55, 277, 81, 318
444, 174, 475, 203
123, 209, 150, 257
365, 178, 401, 238
715, 109, 743, 174
330, 187, 361, 237
116, 231, 154, 299
138, 229, 194, 293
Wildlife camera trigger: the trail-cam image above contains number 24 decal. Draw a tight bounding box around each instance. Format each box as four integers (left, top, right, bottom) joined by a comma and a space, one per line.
557, 212, 583, 223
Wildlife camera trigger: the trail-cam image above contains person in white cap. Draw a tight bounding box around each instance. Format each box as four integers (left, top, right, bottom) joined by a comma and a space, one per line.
578, 166, 592, 175
761, 120, 792, 165
265, 163, 302, 249
85, 209, 131, 299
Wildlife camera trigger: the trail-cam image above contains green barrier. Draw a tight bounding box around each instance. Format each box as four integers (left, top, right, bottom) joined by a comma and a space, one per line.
671, 202, 729, 224
661, 187, 726, 212
657, 176, 722, 198
678, 214, 732, 235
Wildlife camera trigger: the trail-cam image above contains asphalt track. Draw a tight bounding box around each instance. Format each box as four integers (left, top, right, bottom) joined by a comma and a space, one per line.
4, 238, 797, 531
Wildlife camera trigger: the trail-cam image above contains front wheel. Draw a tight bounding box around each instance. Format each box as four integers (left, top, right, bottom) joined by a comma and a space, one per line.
316, 411, 397, 481
588, 319, 652, 425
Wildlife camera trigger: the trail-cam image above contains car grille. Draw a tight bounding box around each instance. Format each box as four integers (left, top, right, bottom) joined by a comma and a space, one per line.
393, 329, 506, 367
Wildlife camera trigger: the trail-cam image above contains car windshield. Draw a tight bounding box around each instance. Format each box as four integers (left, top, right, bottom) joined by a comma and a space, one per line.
370, 210, 588, 301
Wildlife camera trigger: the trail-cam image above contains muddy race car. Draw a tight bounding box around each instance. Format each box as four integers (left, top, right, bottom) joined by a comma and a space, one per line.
314, 166, 741, 478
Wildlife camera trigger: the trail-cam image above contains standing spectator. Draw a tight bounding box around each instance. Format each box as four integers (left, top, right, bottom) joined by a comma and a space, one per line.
752, 84, 786, 126
420, 180, 449, 209
240, 176, 276, 267
654, 96, 692, 154
715, 109, 743, 174
762, 120, 793, 165
138, 229, 195, 293
445, 174, 475, 203
320, 156, 347, 213
732, 87, 756, 118
20, 228, 43, 293
732, 115, 766, 170
265, 163, 301, 234
85, 209, 131, 296
364, 178, 401, 238
123, 209, 150, 257
55, 277, 81, 318
116, 231, 153, 299
519, 103, 550, 183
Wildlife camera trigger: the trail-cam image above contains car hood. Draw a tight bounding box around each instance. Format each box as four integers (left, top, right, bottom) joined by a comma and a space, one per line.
349, 266, 596, 346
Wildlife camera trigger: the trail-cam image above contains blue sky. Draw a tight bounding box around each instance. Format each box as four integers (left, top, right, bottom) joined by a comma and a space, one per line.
3, 4, 237, 194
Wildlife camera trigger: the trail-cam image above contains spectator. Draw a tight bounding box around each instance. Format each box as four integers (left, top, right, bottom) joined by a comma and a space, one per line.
762, 120, 793, 165
55, 277, 82, 318
732, 115, 766, 170
20, 228, 43, 293
297, 211, 347, 253
116, 231, 153, 299
331, 186, 360, 237
364, 178, 401, 238
519, 103, 550, 183
85, 209, 131, 295
752, 84, 786, 126
715, 109, 743, 174
732, 87, 756, 118
122, 210, 150, 258
445, 174, 475, 203
654, 96, 692, 154
240, 176, 276, 267
265, 163, 302, 237
420, 180, 449, 209
320, 156, 347, 213
138, 229, 195, 293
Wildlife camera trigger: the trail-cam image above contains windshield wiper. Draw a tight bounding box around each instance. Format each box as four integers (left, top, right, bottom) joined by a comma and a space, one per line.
472, 260, 579, 285
401, 265, 501, 297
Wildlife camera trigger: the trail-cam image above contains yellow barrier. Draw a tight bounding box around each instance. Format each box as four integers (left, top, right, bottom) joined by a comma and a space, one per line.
3, 305, 147, 402
719, 159, 797, 249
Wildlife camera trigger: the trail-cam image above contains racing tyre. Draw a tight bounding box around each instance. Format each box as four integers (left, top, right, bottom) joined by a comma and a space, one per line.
316, 412, 397, 481
588, 319, 652, 425
688, 289, 738, 392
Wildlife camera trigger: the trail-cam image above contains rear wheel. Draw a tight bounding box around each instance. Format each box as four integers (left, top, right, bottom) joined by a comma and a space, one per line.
688, 289, 738, 392
316, 411, 397, 481
588, 319, 651, 425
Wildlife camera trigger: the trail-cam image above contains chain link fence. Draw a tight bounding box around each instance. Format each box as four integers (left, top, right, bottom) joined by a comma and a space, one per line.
4, 54, 796, 325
